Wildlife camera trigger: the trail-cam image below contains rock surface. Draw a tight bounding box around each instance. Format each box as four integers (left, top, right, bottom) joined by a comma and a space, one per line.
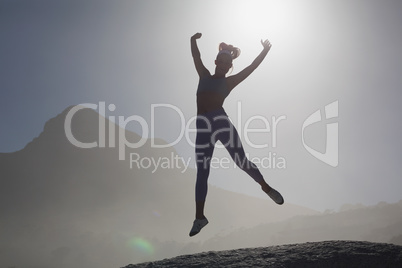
123, 240, 402, 268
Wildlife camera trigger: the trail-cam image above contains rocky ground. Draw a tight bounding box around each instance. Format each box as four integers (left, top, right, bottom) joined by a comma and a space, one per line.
122, 240, 402, 268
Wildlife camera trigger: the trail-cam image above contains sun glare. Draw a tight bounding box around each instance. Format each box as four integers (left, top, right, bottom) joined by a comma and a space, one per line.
230, 0, 300, 43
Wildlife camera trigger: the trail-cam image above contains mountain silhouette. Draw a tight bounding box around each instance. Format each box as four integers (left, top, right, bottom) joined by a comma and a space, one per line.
0, 105, 317, 268
198, 200, 402, 252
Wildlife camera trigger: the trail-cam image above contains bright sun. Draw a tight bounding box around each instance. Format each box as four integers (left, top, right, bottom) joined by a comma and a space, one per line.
230, 0, 299, 42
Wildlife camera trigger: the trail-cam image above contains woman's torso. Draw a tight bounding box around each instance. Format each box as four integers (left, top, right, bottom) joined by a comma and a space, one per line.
196, 76, 230, 115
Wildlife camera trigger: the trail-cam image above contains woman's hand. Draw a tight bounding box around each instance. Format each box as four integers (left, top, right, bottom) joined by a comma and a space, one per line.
261, 39, 272, 51
192, 33, 202, 40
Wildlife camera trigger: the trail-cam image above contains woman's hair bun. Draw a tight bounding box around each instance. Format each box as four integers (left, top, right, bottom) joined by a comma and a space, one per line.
218, 42, 241, 60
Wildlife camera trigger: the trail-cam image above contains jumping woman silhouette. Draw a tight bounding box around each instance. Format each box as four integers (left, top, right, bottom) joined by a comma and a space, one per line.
189, 33, 284, 237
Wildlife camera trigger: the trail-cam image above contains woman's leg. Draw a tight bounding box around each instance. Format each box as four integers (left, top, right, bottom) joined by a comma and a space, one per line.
216, 117, 266, 183
195, 146, 213, 219
194, 116, 215, 219
216, 117, 284, 204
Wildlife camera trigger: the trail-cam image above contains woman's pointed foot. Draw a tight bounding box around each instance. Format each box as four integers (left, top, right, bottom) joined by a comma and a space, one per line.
262, 184, 284, 205
189, 218, 209, 237
266, 187, 284, 205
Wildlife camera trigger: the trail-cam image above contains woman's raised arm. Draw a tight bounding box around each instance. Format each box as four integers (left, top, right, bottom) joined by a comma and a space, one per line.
191, 33, 210, 78
227, 39, 272, 90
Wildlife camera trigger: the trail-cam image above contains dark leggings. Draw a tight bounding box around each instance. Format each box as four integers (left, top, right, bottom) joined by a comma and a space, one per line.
195, 108, 264, 201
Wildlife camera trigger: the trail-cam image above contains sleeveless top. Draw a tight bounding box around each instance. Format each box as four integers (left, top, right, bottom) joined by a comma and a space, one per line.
196, 76, 229, 98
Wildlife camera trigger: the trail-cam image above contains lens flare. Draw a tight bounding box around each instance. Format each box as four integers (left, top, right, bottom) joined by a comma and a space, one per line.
152, 210, 161, 217
127, 237, 154, 255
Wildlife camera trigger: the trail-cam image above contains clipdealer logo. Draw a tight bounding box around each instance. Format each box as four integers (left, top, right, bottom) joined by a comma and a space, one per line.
63, 102, 287, 171
302, 101, 339, 167
64, 101, 339, 170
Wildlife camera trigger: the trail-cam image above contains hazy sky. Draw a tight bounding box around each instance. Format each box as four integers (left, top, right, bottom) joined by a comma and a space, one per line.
1, 0, 402, 211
